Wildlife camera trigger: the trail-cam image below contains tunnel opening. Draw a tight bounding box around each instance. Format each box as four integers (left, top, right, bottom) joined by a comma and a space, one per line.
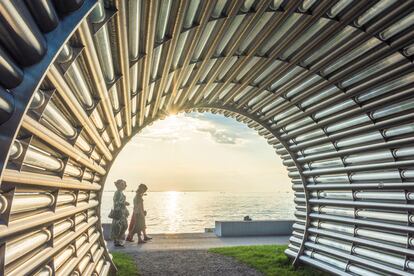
101, 111, 295, 235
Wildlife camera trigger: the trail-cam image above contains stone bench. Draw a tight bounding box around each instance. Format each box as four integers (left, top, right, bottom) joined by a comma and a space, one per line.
214, 220, 294, 237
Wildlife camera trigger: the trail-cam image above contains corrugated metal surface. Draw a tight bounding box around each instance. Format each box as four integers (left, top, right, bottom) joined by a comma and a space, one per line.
0, 0, 413, 275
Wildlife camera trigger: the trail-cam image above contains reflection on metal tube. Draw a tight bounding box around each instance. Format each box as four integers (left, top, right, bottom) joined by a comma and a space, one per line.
151, 46, 162, 80
0, 86, 14, 124
54, 245, 75, 270
0, 194, 8, 214
57, 193, 76, 205
131, 95, 137, 114
11, 193, 55, 213
128, 0, 140, 60
34, 265, 53, 276
32, 91, 78, 139
65, 163, 83, 178
184, 0, 200, 29
76, 135, 92, 154
65, 62, 95, 109
56, 44, 73, 63
102, 130, 111, 144
130, 63, 139, 95
53, 0, 85, 14
6, 229, 51, 264
93, 24, 115, 82
109, 85, 120, 111
18, 143, 64, 171
115, 113, 122, 128
89, 0, 105, 23
155, 0, 172, 43
54, 219, 74, 236
90, 110, 105, 131
30, 90, 45, 109
78, 253, 92, 273
0, 0, 47, 66
0, 45, 23, 89
25, 0, 59, 33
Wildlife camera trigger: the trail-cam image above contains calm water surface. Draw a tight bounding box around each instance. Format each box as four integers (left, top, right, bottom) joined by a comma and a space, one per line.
101, 191, 294, 233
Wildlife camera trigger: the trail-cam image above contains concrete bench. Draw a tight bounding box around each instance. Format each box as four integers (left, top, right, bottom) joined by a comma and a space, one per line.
215, 220, 294, 237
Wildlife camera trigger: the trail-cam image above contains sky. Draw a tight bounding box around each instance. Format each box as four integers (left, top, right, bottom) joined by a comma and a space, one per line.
104, 112, 291, 192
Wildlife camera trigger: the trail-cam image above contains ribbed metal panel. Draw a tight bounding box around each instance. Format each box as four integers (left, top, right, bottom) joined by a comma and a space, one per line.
0, 0, 413, 275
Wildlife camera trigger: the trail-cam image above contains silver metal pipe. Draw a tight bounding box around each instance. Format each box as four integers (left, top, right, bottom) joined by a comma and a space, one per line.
6, 229, 51, 264
0, 86, 14, 124
54, 245, 75, 270
33, 91, 77, 139
109, 85, 120, 111
65, 62, 95, 109
0, 45, 23, 88
54, 219, 74, 237
156, 0, 172, 43
21, 144, 63, 171
11, 193, 55, 213
89, 0, 106, 23
0, 0, 46, 66
56, 44, 73, 64
128, 0, 141, 60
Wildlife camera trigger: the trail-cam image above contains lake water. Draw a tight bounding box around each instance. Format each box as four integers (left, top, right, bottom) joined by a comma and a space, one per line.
100, 191, 295, 234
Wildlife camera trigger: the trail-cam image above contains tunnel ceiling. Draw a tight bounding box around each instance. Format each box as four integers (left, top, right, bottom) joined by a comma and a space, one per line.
0, 0, 414, 275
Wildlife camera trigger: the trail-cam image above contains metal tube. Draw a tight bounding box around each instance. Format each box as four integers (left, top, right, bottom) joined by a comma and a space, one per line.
22, 145, 64, 171
0, 0, 47, 66
34, 265, 53, 276
155, 0, 172, 43
53, 219, 74, 236
22, 116, 106, 174
65, 62, 95, 109
54, 245, 75, 270
33, 91, 77, 139
0, 86, 14, 124
2, 169, 101, 191
11, 193, 55, 213
6, 229, 51, 264
128, 0, 140, 60
89, 0, 105, 23
0, 45, 23, 88
25, 0, 59, 33
56, 44, 73, 63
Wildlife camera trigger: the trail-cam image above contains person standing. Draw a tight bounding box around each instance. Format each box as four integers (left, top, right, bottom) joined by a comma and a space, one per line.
110, 179, 129, 247
130, 183, 152, 244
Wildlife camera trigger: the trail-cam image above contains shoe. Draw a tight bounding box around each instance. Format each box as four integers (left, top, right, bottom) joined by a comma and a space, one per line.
144, 236, 152, 241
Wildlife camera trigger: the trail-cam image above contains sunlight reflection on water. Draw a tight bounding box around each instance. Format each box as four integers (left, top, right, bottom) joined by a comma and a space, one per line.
100, 191, 294, 233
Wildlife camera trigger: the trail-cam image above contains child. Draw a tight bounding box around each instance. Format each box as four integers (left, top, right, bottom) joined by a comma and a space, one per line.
131, 184, 152, 244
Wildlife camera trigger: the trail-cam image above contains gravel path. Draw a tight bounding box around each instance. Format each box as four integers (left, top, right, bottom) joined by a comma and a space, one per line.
129, 249, 262, 276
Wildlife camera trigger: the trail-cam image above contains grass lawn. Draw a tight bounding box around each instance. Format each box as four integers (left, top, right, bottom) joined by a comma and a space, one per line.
209, 245, 327, 276
112, 252, 139, 276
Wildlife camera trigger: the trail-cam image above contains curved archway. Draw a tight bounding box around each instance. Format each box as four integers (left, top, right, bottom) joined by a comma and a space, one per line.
0, 0, 414, 275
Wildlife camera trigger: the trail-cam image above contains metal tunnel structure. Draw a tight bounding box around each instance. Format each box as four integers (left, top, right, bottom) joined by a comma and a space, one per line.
0, 0, 413, 275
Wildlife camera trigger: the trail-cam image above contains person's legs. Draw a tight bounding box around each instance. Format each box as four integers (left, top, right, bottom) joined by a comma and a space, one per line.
111, 219, 122, 246
143, 229, 152, 240
137, 230, 145, 243
126, 211, 136, 241
119, 218, 128, 246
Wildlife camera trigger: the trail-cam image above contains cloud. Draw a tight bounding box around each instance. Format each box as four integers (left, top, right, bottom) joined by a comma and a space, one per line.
130, 113, 248, 145
197, 127, 240, 145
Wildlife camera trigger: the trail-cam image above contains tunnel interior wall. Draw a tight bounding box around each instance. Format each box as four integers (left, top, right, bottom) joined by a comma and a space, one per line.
0, 0, 413, 275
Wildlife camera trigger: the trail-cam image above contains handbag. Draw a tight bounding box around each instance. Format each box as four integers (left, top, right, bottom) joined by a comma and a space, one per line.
108, 209, 122, 220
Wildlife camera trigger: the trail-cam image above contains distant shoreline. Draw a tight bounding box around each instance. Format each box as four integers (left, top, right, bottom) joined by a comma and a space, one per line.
102, 190, 290, 193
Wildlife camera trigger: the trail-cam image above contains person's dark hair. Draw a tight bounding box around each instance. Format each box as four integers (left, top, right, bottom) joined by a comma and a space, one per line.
137, 183, 148, 193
